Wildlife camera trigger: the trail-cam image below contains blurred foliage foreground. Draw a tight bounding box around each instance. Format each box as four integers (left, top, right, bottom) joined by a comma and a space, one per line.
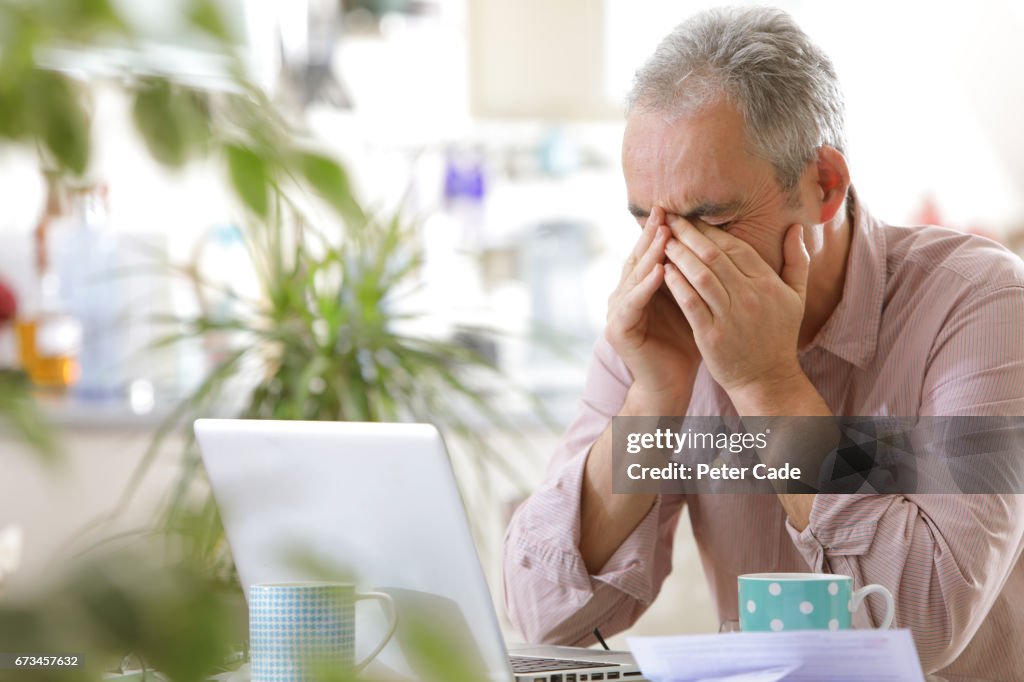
1, 0, 541, 679
0, 520, 492, 682
0, 536, 491, 682
0, 542, 246, 682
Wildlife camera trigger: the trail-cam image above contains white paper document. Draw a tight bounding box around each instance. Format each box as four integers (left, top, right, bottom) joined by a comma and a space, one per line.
628, 629, 926, 682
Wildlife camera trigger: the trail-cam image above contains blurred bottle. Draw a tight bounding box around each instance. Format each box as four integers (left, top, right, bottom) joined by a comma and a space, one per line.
15, 173, 83, 390
16, 272, 82, 389
443, 146, 487, 248
0, 278, 17, 369
55, 184, 123, 401
0, 279, 15, 325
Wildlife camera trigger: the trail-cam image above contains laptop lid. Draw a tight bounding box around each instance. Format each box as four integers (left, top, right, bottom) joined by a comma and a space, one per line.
195, 418, 515, 682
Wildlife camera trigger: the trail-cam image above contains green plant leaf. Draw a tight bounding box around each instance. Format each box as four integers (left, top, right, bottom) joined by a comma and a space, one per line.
29, 70, 90, 175
0, 16, 35, 138
55, 0, 123, 29
296, 151, 365, 225
399, 605, 488, 682
132, 80, 210, 168
225, 143, 269, 217
0, 371, 61, 464
186, 0, 233, 42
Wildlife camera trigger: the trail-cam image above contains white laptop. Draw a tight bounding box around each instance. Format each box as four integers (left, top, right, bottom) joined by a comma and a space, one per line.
195, 419, 642, 682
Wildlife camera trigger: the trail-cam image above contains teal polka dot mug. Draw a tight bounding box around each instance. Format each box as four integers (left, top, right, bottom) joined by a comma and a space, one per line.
738, 573, 894, 633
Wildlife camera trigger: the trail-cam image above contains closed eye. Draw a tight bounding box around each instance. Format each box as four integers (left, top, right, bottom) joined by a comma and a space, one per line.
695, 217, 734, 230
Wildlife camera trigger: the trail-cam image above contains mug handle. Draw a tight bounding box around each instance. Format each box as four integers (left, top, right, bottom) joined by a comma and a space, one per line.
851, 583, 894, 629
353, 591, 399, 674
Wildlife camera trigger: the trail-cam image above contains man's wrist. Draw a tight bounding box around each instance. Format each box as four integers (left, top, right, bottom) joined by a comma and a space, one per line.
780, 493, 816, 532
623, 381, 695, 416
727, 365, 823, 416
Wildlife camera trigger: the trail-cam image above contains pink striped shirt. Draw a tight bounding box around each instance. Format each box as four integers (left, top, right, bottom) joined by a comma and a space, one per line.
503, 194, 1024, 678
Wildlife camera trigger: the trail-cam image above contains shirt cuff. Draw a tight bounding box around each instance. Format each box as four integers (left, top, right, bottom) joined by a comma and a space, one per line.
591, 494, 662, 604
785, 494, 889, 568
507, 448, 664, 606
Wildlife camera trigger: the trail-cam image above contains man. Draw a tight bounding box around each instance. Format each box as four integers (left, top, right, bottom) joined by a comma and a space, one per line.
503, 7, 1024, 678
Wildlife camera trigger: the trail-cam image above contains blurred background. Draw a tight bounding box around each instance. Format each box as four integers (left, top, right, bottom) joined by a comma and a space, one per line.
2, 0, 1024, 659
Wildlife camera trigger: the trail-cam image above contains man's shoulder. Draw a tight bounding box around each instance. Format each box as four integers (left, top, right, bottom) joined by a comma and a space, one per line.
882, 222, 1024, 296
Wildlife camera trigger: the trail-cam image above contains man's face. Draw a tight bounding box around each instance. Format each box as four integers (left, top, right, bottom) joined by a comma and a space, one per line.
622, 99, 818, 274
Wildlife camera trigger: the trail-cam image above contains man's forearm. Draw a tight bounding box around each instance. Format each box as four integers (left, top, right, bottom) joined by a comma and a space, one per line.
729, 370, 833, 532
579, 386, 692, 574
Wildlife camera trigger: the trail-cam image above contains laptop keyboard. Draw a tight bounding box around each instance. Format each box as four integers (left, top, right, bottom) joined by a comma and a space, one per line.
509, 655, 619, 673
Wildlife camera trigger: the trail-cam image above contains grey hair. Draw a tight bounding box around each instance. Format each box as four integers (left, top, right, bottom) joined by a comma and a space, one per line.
627, 6, 846, 191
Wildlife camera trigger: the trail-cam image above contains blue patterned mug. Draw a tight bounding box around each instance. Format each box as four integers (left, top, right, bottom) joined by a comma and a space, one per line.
249, 582, 397, 682
738, 573, 894, 632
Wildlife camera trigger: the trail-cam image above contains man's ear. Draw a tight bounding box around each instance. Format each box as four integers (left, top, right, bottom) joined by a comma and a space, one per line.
815, 146, 851, 224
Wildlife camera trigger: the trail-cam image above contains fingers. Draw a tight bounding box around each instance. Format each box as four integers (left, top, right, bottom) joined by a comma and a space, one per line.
665, 237, 730, 314
663, 262, 712, 329
691, 222, 767, 277
612, 262, 664, 332
611, 206, 670, 335
626, 262, 664, 310
631, 224, 667, 283
621, 206, 666, 279
666, 214, 755, 282
780, 224, 809, 298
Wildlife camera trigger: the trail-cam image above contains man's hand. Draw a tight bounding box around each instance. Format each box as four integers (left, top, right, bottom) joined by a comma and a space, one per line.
661, 215, 809, 403
579, 207, 702, 575
659, 215, 830, 531
605, 207, 702, 412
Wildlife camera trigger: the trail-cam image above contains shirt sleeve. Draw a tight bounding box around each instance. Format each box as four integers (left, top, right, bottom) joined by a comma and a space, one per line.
786, 284, 1024, 673
502, 335, 687, 645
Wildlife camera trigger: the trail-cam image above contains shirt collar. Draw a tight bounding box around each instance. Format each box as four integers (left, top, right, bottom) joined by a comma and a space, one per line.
802, 186, 887, 369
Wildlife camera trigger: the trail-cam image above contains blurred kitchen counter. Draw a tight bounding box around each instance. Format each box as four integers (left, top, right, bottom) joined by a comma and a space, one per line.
1, 424, 189, 590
